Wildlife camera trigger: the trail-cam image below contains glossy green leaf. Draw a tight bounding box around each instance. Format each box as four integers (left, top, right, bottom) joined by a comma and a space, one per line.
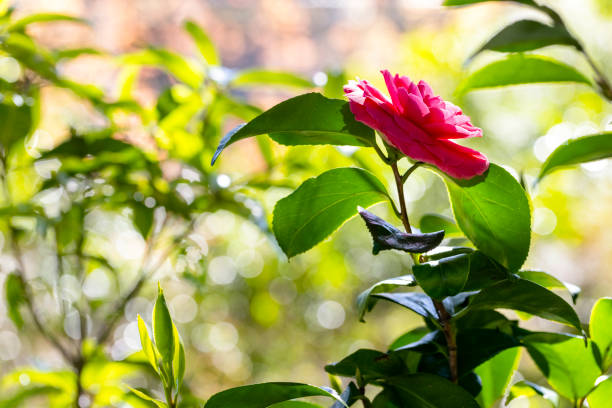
211, 93, 375, 165
475, 347, 522, 408
517, 270, 580, 303
444, 164, 531, 270
203, 383, 346, 408
5, 273, 26, 329
538, 133, 612, 180
153, 285, 175, 367
356, 275, 416, 322
173, 324, 185, 389
507, 381, 559, 407
137, 315, 159, 373
231, 69, 313, 89
375, 291, 472, 320
0, 102, 32, 153
386, 374, 480, 407
419, 214, 461, 236
590, 297, 612, 368
389, 327, 430, 350
272, 167, 388, 258
588, 376, 612, 408
457, 329, 520, 374
183, 20, 220, 65
462, 251, 510, 291
412, 253, 470, 300
358, 208, 444, 255
268, 402, 323, 408
525, 334, 601, 401
467, 278, 581, 331
470, 20, 579, 60
457, 55, 591, 94
325, 349, 408, 383
122, 48, 203, 89
9, 13, 87, 32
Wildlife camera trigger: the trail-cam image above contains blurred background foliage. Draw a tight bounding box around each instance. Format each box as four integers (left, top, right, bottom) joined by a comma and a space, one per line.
0, 0, 611, 406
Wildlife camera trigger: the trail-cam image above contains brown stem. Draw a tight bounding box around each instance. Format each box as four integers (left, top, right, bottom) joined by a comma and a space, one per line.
390, 161, 412, 233
433, 300, 458, 383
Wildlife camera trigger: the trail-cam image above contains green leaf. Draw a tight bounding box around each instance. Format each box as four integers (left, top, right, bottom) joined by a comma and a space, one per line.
386, 374, 480, 407
231, 69, 313, 89
456, 329, 520, 374
356, 275, 416, 322
467, 278, 582, 331
272, 167, 388, 258
588, 376, 612, 408
121, 48, 203, 89
412, 253, 470, 300
268, 402, 323, 408
457, 54, 592, 95
375, 291, 472, 320
590, 297, 612, 369
444, 163, 531, 271
475, 347, 522, 408
172, 324, 185, 389
153, 285, 175, 367
462, 251, 510, 291
517, 270, 580, 303
132, 202, 155, 238
444, 0, 537, 5
203, 383, 346, 408
419, 214, 461, 236
137, 315, 159, 373
211, 93, 375, 165
538, 133, 612, 180
358, 208, 444, 255
525, 334, 601, 401
325, 349, 408, 384
9, 13, 87, 31
183, 20, 220, 65
470, 20, 580, 60
506, 381, 559, 407
5, 273, 26, 329
389, 327, 430, 350
128, 387, 167, 408
0, 385, 61, 408
0, 102, 32, 153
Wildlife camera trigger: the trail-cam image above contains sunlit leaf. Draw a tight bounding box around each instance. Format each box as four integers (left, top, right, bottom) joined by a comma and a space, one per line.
203, 383, 346, 408
517, 270, 580, 304
9, 13, 87, 32
590, 297, 612, 369
386, 374, 480, 407
5, 273, 26, 329
231, 69, 313, 89
419, 214, 461, 236
538, 133, 612, 180
153, 285, 175, 367
0, 102, 32, 153
588, 376, 612, 408
183, 20, 220, 65
211, 93, 375, 165
356, 275, 416, 322
412, 253, 470, 300
475, 348, 522, 408
122, 48, 203, 89
128, 387, 167, 408
443, 164, 531, 271
272, 167, 388, 258
137, 315, 159, 373
457, 54, 592, 94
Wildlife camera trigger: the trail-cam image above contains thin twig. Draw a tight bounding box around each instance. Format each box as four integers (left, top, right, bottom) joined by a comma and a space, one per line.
433, 300, 458, 383
390, 161, 411, 233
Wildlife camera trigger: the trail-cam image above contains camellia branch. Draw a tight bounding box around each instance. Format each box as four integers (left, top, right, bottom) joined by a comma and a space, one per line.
390, 159, 459, 384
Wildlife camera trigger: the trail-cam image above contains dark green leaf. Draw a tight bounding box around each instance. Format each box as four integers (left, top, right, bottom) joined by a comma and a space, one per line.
211, 93, 375, 165
386, 374, 480, 407
231, 69, 313, 89
269, 402, 323, 408
0, 102, 32, 153
470, 20, 580, 60
474, 348, 522, 408
374, 291, 473, 320
132, 202, 154, 238
324, 349, 408, 383
203, 383, 346, 408
467, 278, 582, 331
444, 163, 531, 271
590, 297, 612, 369
358, 208, 444, 255
272, 168, 388, 258
456, 329, 520, 374
419, 214, 461, 236
389, 327, 430, 350
525, 334, 601, 401
356, 275, 416, 322
457, 54, 592, 94
5, 273, 26, 329
153, 285, 175, 367
538, 133, 612, 180
412, 253, 470, 300
462, 251, 510, 291
183, 20, 220, 65
517, 270, 580, 303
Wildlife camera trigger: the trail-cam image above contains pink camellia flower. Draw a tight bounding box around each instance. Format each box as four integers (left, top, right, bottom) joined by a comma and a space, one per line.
344, 70, 489, 179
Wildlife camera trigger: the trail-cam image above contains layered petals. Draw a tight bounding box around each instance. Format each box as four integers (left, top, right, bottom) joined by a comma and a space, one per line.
344, 70, 489, 179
